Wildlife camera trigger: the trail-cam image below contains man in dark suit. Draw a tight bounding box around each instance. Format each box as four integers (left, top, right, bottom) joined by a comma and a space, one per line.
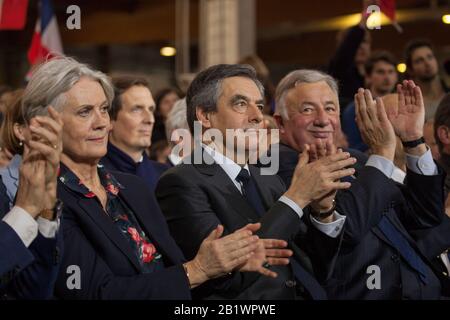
273, 69, 445, 299
156, 64, 359, 300
101, 76, 169, 192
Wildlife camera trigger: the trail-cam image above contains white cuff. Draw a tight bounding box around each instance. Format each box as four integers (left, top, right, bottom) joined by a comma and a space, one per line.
278, 195, 304, 219
37, 217, 59, 238
310, 211, 346, 238
365, 155, 395, 179
405, 147, 438, 176
2, 206, 38, 247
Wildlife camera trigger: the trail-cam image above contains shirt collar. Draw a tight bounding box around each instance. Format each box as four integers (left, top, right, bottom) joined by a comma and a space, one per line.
202, 143, 249, 182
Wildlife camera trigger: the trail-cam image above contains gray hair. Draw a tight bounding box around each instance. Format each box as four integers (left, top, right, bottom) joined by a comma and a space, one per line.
275, 69, 339, 120
22, 56, 114, 122
186, 64, 264, 134
165, 98, 189, 142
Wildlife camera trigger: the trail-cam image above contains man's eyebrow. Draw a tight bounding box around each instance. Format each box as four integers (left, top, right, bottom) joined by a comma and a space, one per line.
230, 94, 250, 103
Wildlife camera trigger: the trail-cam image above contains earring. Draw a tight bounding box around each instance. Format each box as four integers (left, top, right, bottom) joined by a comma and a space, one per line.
19, 141, 23, 146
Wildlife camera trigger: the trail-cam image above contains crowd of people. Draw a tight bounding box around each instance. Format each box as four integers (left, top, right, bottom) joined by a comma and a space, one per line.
1, 4, 450, 300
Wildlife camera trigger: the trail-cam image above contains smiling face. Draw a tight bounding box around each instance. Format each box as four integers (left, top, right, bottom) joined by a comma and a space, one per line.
277, 81, 340, 151
61, 77, 111, 164
110, 85, 155, 157
201, 76, 265, 156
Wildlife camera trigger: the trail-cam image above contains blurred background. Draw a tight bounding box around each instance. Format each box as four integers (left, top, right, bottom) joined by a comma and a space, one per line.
0, 0, 449, 92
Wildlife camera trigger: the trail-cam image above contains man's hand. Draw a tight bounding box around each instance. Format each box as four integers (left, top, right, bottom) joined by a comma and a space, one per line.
237, 223, 292, 278
355, 88, 396, 161
285, 145, 356, 209
308, 140, 340, 221
386, 79, 425, 138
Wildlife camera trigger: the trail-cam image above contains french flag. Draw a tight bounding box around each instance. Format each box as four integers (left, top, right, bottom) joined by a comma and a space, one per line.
27, 0, 63, 69
0, 0, 28, 30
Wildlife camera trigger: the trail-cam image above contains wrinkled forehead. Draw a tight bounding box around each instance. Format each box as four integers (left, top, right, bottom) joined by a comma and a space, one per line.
64, 78, 108, 108
285, 81, 339, 108
220, 76, 263, 101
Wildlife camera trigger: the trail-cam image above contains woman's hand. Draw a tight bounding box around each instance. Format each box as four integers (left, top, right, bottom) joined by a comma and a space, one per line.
26, 106, 63, 213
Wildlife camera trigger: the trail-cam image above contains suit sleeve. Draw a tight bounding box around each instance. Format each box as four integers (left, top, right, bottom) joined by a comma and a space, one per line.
332, 166, 401, 246
0, 221, 35, 289
6, 232, 61, 299
54, 205, 191, 300
156, 169, 304, 298
393, 167, 446, 232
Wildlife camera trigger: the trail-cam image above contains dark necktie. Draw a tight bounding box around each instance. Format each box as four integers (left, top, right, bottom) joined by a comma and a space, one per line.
235, 168, 266, 217
235, 168, 326, 299
378, 216, 428, 284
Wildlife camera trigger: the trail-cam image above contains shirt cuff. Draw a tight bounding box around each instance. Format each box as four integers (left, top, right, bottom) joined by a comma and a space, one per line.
310, 211, 346, 238
2, 206, 38, 247
366, 155, 395, 178
278, 195, 304, 219
37, 217, 59, 238
405, 147, 438, 176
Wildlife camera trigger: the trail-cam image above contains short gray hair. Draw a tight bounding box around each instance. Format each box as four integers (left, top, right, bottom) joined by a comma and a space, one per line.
22, 56, 114, 122
165, 98, 189, 142
275, 69, 339, 120
186, 64, 264, 134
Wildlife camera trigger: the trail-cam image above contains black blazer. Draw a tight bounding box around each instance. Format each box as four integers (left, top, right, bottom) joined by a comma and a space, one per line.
54, 168, 191, 300
156, 149, 327, 300
277, 143, 445, 299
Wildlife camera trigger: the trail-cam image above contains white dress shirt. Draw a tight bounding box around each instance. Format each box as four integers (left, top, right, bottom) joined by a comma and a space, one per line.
2, 206, 59, 247
366, 147, 438, 182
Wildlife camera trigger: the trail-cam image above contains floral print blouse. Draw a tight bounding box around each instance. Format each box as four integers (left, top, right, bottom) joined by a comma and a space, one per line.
59, 164, 164, 273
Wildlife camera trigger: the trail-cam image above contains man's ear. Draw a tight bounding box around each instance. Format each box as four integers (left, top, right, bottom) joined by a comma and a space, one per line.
273, 114, 285, 133
13, 123, 26, 141
437, 125, 450, 145
196, 107, 212, 129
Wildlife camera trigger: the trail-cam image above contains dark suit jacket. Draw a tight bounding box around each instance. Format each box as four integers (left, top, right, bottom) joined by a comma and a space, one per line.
277, 143, 445, 299
101, 142, 169, 192
0, 177, 61, 300
413, 215, 450, 297
54, 168, 191, 300
156, 149, 327, 300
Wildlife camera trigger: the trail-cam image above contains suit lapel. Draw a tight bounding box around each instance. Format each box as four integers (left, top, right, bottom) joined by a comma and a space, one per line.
77, 197, 142, 271
194, 150, 261, 223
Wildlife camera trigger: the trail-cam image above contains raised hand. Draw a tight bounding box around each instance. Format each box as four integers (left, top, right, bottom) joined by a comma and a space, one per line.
387, 80, 425, 142
285, 145, 356, 209
185, 225, 259, 288
355, 88, 396, 161
15, 145, 46, 218
25, 106, 63, 217
308, 140, 340, 220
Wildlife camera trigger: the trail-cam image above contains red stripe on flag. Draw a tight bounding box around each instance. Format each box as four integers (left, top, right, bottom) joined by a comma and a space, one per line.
0, 0, 28, 30
27, 32, 51, 65
380, 0, 396, 21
